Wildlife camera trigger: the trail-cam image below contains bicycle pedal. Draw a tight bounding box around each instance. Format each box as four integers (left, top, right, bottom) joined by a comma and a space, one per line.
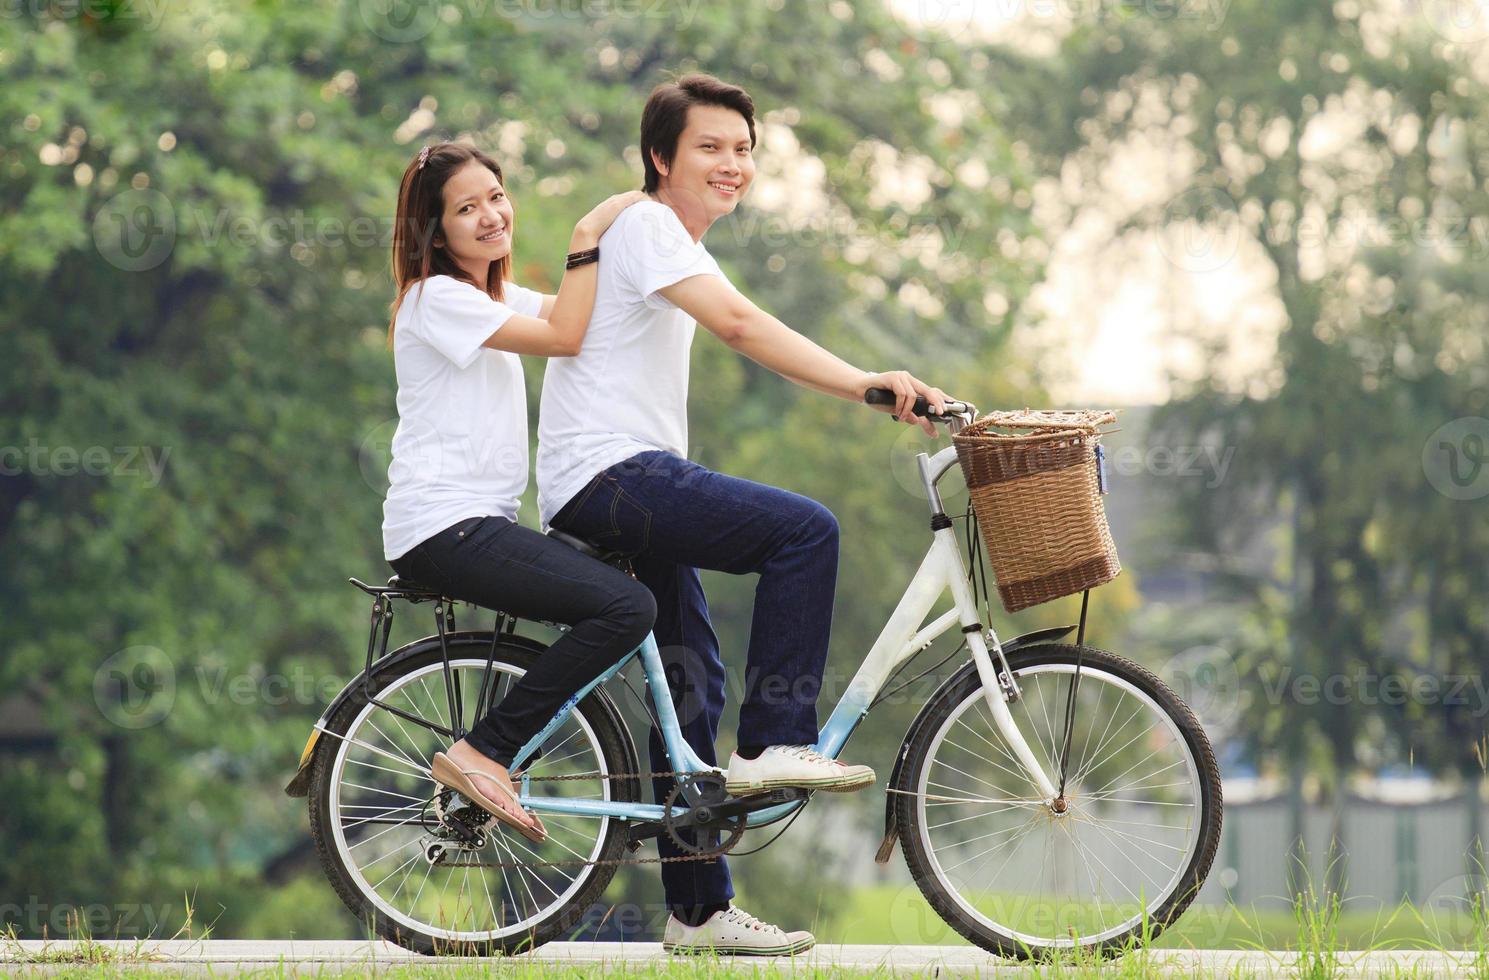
755, 787, 811, 805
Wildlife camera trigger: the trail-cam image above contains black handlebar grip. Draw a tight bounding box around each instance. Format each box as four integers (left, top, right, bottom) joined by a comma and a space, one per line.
865, 387, 931, 417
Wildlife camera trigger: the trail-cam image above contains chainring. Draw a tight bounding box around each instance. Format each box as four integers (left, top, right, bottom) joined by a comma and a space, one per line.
663, 772, 746, 856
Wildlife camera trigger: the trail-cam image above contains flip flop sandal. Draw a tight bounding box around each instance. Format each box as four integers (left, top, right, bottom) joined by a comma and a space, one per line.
430, 752, 548, 844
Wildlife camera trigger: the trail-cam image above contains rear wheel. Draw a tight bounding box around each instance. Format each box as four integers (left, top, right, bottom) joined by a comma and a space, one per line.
896, 643, 1222, 958
308, 635, 640, 954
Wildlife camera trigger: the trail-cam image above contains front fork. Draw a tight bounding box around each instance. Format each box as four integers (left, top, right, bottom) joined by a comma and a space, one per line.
935, 528, 1061, 803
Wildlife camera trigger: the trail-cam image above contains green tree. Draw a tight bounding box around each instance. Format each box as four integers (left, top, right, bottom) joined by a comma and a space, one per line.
995, 0, 1489, 896
1, 0, 1082, 938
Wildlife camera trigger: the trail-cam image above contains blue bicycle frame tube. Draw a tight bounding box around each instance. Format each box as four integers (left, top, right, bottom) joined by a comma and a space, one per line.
512, 633, 727, 823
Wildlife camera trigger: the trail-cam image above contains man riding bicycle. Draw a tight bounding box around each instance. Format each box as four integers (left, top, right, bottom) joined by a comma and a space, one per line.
537, 72, 949, 954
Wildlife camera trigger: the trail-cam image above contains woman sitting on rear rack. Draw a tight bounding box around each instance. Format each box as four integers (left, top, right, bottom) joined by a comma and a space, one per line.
381, 141, 652, 843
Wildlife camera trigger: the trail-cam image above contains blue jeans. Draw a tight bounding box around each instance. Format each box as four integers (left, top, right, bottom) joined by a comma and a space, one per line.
551, 451, 840, 907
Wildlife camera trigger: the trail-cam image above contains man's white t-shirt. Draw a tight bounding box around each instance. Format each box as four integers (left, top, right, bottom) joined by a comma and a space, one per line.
382, 275, 544, 561
536, 200, 732, 526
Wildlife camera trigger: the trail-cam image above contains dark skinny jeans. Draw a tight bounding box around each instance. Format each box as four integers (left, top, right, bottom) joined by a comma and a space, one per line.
390, 515, 656, 767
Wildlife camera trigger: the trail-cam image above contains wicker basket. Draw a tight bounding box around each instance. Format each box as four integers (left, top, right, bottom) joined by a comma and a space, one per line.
953, 409, 1121, 613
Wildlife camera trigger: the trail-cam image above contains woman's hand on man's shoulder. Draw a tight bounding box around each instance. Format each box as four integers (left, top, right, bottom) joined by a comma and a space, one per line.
574, 190, 651, 245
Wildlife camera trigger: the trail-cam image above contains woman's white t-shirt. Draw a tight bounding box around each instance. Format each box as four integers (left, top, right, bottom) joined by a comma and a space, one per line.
382, 275, 544, 561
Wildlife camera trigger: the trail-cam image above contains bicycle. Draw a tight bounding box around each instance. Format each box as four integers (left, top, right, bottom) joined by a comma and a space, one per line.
286, 392, 1222, 958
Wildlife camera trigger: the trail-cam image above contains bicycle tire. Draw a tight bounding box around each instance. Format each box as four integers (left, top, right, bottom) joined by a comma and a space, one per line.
307, 634, 641, 955
895, 642, 1222, 958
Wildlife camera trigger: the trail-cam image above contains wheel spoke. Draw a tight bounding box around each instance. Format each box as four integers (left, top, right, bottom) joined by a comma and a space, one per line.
322, 654, 620, 946
910, 659, 1215, 953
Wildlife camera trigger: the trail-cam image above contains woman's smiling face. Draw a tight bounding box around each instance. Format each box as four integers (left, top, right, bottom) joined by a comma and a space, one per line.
437, 160, 516, 266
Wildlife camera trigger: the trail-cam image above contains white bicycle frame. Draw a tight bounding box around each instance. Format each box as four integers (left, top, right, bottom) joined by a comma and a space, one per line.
508, 425, 1061, 825
808, 443, 1059, 800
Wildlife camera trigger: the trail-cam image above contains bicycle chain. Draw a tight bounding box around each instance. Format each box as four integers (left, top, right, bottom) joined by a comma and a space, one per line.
437, 770, 737, 870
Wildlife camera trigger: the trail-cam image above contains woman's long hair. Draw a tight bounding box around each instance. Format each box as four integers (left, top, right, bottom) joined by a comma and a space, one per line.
387, 141, 510, 344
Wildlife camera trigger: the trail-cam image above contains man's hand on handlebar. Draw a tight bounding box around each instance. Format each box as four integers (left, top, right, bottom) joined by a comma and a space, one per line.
859, 371, 949, 436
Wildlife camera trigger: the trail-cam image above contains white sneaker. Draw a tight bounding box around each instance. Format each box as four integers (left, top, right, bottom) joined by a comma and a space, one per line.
724, 744, 876, 796
662, 905, 815, 956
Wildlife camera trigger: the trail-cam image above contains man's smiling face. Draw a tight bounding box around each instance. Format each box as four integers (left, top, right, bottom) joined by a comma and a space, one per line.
655, 103, 756, 226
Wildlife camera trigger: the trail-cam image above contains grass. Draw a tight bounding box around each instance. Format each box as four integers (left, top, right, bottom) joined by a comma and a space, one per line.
0, 890, 211, 967
816, 882, 1489, 953
7, 879, 1489, 978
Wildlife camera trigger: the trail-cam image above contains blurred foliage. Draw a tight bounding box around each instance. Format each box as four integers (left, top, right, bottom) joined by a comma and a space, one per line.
0, 0, 1078, 940
1007, 0, 1489, 891
6, 0, 1480, 944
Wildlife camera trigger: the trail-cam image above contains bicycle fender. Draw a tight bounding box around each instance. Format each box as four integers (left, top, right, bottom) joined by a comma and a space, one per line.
284, 631, 639, 798
874, 624, 1076, 863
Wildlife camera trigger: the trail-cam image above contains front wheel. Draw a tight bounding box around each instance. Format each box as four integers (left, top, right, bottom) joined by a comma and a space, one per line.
895, 643, 1222, 958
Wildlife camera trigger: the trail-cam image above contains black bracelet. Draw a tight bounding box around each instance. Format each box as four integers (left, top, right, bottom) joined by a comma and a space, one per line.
565, 247, 600, 270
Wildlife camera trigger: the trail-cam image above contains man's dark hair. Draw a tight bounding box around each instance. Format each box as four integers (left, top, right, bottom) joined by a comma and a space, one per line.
640, 73, 757, 194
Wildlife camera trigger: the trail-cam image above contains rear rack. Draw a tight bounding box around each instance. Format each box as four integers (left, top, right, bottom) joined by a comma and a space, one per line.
347, 576, 513, 745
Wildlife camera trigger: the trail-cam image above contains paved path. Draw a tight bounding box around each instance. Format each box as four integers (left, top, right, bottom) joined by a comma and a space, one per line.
1, 940, 1477, 976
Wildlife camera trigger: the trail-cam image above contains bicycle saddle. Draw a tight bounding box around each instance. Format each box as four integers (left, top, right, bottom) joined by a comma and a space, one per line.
546, 528, 634, 567
384, 574, 444, 598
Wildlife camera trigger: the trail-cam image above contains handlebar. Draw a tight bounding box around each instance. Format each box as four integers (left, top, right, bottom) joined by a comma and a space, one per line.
864, 387, 974, 421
